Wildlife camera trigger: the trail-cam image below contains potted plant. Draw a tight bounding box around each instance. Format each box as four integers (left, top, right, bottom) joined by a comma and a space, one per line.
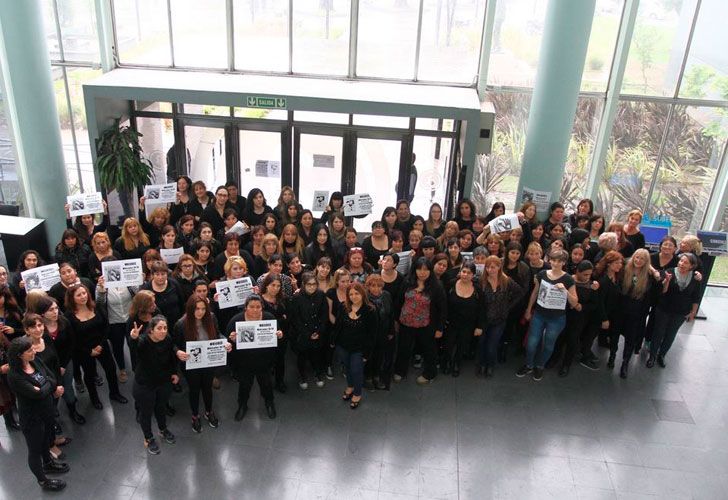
96, 118, 154, 222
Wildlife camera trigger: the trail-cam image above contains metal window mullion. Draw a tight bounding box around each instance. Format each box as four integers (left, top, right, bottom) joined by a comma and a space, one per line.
60, 67, 84, 192
226, 0, 235, 71
673, 0, 702, 99
167, 0, 175, 67
476, 0, 497, 99
704, 140, 728, 230
642, 104, 675, 214
52, 0, 66, 62
413, 0, 424, 81
288, 0, 293, 74
109, 0, 121, 66
348, 0, 359, 78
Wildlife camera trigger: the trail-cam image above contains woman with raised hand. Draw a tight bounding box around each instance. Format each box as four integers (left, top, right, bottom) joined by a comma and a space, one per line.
7, 336, 69, 491
129, 315, 181, 455
126, 290, 158, 371
95, 264, 135, 384
331, 282, 376, 409
64, 199, 109, 245
87, 232, 121, 283
114, 217, 151, 261
65, 283, 128, 409
54, 229, 92, 279
226, 295, 283, 421
289, 272, 329, 390
173, 296, 232, 433
138, 199, 170, 249
49, 262, 95, 314
260, 274, 289, 393
328, 212, 347, 244
10, 250, 45, 308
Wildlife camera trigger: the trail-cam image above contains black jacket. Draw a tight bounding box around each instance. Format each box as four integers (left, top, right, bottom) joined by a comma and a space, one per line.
289, 290, 328, 349
225, 311, 278, 371
131, 333, 178, 386
331, 305, 377, 357
8, 358, 57, 427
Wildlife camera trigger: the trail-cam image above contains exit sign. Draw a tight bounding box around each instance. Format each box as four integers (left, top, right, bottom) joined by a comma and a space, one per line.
246, 96, 286, 109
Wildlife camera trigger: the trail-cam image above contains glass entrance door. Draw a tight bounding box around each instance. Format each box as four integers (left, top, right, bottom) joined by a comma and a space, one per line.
294, 128, 345, 218
239, 129, 283, 201
353, 137, 403, 231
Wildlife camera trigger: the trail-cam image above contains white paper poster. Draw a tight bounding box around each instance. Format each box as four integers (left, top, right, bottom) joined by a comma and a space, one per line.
396, 251, 411, 275
215, 277, 254, 309
144, 183, 177, 204
225, 221, 250, 236
185, 339, 228, 370
160, 247, 184, 265
521, 186, 551, 214
461, 252, 473, 262
537, 280, 568, 310
21, 264, 61, 292
67, 192, 104, 217
101, 259, 144, 289
313, 154, 335, 169
255, 160, 281, 178
489, 213, 521, 234
235, 320, 278, 350
475, 263, 485, 279
312, 191, 329, 212
343, 193, 373, 217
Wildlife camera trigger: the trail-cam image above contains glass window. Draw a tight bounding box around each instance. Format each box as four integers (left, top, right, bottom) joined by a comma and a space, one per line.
186, 126, 227, 189
621, 0, 697, 96
596, 100, 670, 223
678, 0, 728, 100
581, 0, 623, 92
240, 130, 282, 202
136, 117, 176, 186
486, 0, 548, 87
292, 0, 350, 75
170, 0, 227, 68
56, 0, 100, 63
473, 91, 532, 212
66, 67, 102, 192
113, 0, 171, 66
354, 138, 402, 232
234, 107, 288, 120
417, 0, 486, 83
294, 111, 349, 124
137, 102, 173, 113
415, 118, 454, 132
0, 84, 23, 207
182, 104, 231, 117
51, 68, 76, 192
560, 97, 604, 212
357, 1, 420, 79
352, 114, 410, 128
297, 133, 343, 212
233, 0, 289, 72
410, 135, 453, 221
647, 106, 726, 236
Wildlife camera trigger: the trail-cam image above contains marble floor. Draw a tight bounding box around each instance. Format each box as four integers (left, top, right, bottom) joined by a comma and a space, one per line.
1, 289, 728, 499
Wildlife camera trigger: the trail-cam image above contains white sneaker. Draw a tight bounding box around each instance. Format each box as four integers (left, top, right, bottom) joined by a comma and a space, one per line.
298, 380, 308, 390
392, 374, 403, 383
315, 377, 325, 388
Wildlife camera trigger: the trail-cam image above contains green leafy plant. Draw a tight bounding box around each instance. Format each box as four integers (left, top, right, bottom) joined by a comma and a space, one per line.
96, 118, 154, 194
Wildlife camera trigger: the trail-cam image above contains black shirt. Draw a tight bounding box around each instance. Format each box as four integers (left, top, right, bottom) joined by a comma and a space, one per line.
132, 333, 178, 386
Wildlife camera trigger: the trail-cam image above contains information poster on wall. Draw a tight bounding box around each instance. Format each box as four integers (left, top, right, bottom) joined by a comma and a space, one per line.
255, 160, 281, 178
313, 154, 335, 169
144, 183, 176, 204
235, 320, 278, 350
489, 214, 521, 234
343, 193, 373, 216
21, 264, 61, 292
67, 192, 104, 217
312, 191, 329, 212
537, 281, 567, 310
216, 277, 254, 309
101, 259, 144, 289
521, 186, 551, 214
160, 247, 184, 265
185, 339, 228, 370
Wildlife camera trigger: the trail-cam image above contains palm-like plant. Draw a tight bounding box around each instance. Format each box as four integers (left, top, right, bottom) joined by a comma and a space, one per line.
96, 118, 154, 195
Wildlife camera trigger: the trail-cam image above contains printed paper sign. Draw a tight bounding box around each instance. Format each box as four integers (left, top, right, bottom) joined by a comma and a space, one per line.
101, 259, 143, 289
67, 192, 104, 217
215, 277, 254, 309
537, 280, 568, 310
461, 252, 473, 262
21, 264, 61, 292
521, 186, 551, 214
225, 221, 250, 236
160, 247, 184, 265
255, 160, 281, 178
312, 191, 329, 212
396, 251, 411, 275
343, 193, 373, 217
235, 320, 278, 349
697, 230, 727, 255
489, 213, 520, 234
144, 183, 176, 204
185, 339, 228, 370
313, 154, 335, 169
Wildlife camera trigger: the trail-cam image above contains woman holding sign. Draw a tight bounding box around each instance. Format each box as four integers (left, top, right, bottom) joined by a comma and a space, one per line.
113, 217, 151, 261
173, 297, 232, 433
226, 295, 282, 421
129, 316, 182, 455
54, 229, 91, 279
11, 250, 46, 308
517, 249, 578, 381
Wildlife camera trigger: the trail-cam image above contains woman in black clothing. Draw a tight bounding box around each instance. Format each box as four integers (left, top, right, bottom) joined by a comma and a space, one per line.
196, 222, 223, 257
364, 274, 394, 390
201, 186, 234, 236
54, 229, 91, 278
594, 250, 624, 365
64, 200, 109, 245
49, 262, 95, 313
126, 290, 158, 371
444, 262, 481, 377
502, 243, 531, 361
381, 206, 398, 235
242, 188, 273, 227
129, 315, 181, 455
361, 220, 390, 268
453, 198, 476, 231
643, 236, 680, 352
378, 253, 404, 303
138, 200, 169, 249
484, 202, 506, 224
623, 209, 646, 251
393, 257, 447, 385
169, 175, 194, 225
176, 214, 197, 254
320, 192, 344, 226
331, 282, 376, 409
260, 274, 289, 393
88, 232, 120, 283
477, 257, 524, 377
289, 272, 329, 390
225, 295, 283, 421
298, 210, 315, 246
7, 337, 69, 491
172, 254, 209, 302
10, 250, 45, 308
173, 296, 232, 432
114, 217, 151, 261
648, 253, 701, 368
0, 285, 23, 341
65, 283, 127, 409
285, 254, 305, 292
140, 261, 185, 328
193, 240, 216, 283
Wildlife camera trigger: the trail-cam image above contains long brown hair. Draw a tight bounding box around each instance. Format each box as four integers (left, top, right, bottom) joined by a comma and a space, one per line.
344, 282, 372, 313
65, 283, 95, 313
182, 296, 217, 342
480, 255, 510, 291
0, 286, 23, 323
129, 290, 156, 318
595, 250, 623, 279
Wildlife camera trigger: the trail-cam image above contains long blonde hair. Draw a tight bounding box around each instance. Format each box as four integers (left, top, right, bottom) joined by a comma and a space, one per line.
622, 248, 651, 300
121, 217, 150, 251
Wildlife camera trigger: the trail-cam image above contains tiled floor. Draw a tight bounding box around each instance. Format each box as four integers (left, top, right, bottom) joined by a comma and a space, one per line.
2, 290, 728, 499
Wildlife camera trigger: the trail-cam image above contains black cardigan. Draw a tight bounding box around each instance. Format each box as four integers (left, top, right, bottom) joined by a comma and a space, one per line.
331, 305, 377, 357
7, 358, 57, 427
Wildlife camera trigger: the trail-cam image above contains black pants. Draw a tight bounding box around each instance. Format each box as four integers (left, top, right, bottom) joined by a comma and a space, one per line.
274, 338, 287, 385
444, 325, 473, 368
395, 325, 437, 380
650, 308, 686, 358
22, 420, 55, 482
80, 341, 120, 404
184, 368, 215, 416
296, 345, 324, 381
611, 311, 647, 362
108, 323, 127, 370
133, 381, 172, 440
236, 367, 273, 407
555, 314, 586, 367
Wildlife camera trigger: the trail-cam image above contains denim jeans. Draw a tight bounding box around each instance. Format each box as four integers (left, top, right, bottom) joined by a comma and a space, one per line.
478, 322, 506, 368
526, 311, 566, 368
336, 346, 365, 396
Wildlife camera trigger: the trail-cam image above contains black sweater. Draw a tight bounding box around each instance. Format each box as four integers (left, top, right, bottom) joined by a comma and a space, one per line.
172, 316, 224, 371
332, 305, 376, 357
289, 290, 329, 349
7, 358, 57, 427
657, 268, 701, 316
140, 279, 185, 326
131, 333, 178, 386
66, 308, 110, 358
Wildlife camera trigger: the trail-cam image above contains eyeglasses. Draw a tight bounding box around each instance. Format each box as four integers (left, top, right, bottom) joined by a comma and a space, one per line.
180, 264, 194, 268
305, 282, 317, 287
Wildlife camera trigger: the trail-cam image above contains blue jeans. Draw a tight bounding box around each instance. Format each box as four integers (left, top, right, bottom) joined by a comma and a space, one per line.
478, 322, 506, 368
336, 346, 364, 396
526, 311, 566, 368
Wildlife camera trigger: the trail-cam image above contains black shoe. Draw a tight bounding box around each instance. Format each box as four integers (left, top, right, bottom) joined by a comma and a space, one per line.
42, 460, 70, 474
646, 356, 655, 368
532, 367, 544, 381
620, 362, 628, 379
485, 366, 494, 378
516, 365, 532, 378
191, 416, 202, 434
4, 415, 21, 431
275, 382, 287, 394
451, 364, 460, 377
159, 428, 176, 444
265, 401, 277, 420
234, 404, 247, 421
91, 399, 103, 410
558, 364, 570, 378
205, 411, 219, 428
94, 376, 104, 387
145, 437, 160, 455
579, 358, 600, 371
657, 355, 666, 368
66, 403, 86, 425
607, 353, 616, 369
109, 393, 128, 404
38, 479, 66, 491
165, 403, 175, 417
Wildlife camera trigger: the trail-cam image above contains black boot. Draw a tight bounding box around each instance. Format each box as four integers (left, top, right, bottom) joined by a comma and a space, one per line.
607, 352, 616, 369
265, 400, 277, 419
66, 402, 86, 425
620, 361, 628, 379
234, 404, 247, 421
3, 412, 20, 431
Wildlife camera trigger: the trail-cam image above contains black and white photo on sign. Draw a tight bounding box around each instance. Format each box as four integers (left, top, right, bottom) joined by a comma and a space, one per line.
144, 183, 176, 203
67, 192, 104, 217
343, 193, 373, 216
312, 190, 329, 212
101, 259, 143, 289
185, 340, 228, 370
215, 277, 254, 309
225, 221, 250, 236
536, 280, 568, 310
255, 160, 281, 178
21, 263, 61, 292
521, 186, 551, 214
489, 213, 521, 234
235, 320, 277, 350
396, 252, 411, 275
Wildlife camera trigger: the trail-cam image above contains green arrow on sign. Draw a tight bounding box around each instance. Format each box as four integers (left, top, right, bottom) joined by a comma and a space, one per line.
246, 96, 287, 109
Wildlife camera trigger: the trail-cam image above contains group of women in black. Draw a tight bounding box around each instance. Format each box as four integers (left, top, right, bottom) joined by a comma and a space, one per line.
0, 178, 705, 491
